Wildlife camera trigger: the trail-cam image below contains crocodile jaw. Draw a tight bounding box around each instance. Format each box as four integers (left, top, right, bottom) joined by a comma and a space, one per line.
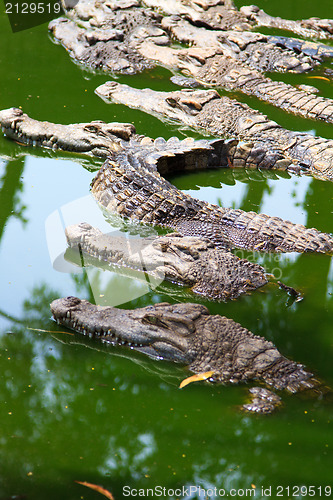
95, 81, 219, 125
0, 107, 134, 155
50, 296, 195, 363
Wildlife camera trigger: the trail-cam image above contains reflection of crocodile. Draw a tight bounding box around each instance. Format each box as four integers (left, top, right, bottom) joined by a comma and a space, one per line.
49, 0, 333, 123
65, 222, 268, 301
98, 82, 333, 181
50, 296, 323, 414
1, 107, 333, 253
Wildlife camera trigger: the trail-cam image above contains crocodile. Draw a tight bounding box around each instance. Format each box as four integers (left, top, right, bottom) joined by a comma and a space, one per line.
143, 0, 333, 39
1, 107, 333, 254
48, 0, 188, 76
65, 222, 268, 301
97, 82, 333, 181
0, 107, 138, 156
48, 0, 333, 124
0, 106, 297, 171
50, 296, 324, 413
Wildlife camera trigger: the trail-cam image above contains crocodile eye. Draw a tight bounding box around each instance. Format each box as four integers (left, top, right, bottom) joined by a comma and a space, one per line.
144, 315, 157, 324
84, 125, 100, 133
165, 97, 179, 108
142, 314, 169, 329
165, 96, 200, 115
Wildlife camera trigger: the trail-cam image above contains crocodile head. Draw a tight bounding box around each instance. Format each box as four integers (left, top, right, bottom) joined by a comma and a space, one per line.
50, 296, 207, 363
0, 107, 136, 156
64, 223, 269, 301
95, 82, 220, 125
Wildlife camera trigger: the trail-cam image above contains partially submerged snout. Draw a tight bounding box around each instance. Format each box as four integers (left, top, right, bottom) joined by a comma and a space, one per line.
0, 107, 25, 140
50, 297, 199, 363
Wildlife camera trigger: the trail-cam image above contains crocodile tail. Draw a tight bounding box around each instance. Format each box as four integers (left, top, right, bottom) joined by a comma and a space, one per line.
203, 59, 333, 124
175, 208, 333, 254
215, 208, 333, 254
92, 156, 333, 254
232, 72, 333, 124
247, 78, 333, 124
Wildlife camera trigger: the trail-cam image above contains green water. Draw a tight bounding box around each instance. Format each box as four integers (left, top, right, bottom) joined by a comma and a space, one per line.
0, 0, 332, 498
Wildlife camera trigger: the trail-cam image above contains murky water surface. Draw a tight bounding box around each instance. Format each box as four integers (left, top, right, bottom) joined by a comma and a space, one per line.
0, 0, 332, 498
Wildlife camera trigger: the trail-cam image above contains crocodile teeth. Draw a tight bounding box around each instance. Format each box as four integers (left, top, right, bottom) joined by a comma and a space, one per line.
167, 136, 180, 145
154, 137, 166, 150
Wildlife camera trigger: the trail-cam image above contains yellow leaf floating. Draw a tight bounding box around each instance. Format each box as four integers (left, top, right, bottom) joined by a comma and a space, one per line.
307, 76, 330, 82
75, 481, 115, 500
179, 371, 215, 389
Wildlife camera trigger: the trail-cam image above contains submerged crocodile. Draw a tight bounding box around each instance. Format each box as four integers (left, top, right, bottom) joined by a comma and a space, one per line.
1, 107, 333, 254
49, 0, 333, 123
65, 222, 269, 301
51, 296, 324, 413
97, 82, 333, 181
